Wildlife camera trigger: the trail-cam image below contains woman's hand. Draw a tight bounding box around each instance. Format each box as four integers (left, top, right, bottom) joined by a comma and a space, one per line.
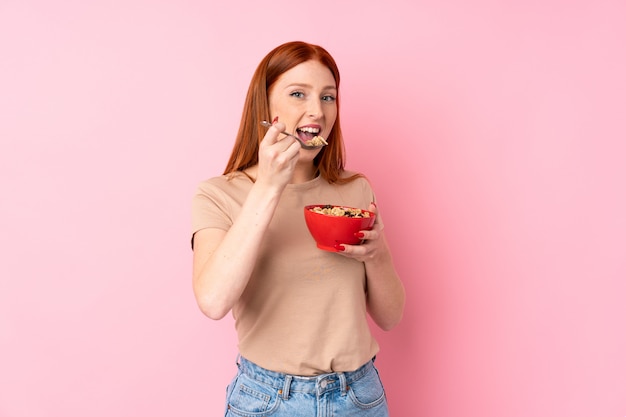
335, 203, 385, 263
255, 121, 301, 191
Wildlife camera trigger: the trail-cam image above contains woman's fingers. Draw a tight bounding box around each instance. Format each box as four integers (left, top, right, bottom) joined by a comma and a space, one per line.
336, 241, 371, 259
262, 122, 290, 144
355, 228, 379, 241
337, 217, 382, 260
256, 121, 300, 189
259, 121, 279, 146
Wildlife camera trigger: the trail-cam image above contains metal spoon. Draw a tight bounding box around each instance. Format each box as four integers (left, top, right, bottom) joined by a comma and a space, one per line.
260, 121, 325, 150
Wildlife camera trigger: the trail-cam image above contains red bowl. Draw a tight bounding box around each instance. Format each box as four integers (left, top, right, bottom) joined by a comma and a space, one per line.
304, 205, 376, 252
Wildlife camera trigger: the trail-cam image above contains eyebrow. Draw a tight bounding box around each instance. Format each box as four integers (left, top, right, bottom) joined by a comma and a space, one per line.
286, 83, 337, 91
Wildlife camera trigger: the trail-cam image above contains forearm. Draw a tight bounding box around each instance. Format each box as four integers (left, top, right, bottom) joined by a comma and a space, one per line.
193, 183, 282, 319
364, 237, 405, 331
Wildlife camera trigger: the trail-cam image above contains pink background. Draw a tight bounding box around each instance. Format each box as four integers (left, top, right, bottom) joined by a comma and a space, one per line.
1, 0, 625, 416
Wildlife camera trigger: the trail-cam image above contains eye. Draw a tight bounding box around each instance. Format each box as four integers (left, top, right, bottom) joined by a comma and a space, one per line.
322, 95, 336, 102
290, 91, 305, 99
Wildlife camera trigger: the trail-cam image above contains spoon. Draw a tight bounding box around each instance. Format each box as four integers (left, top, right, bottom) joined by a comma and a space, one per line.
260, 121, 326, 150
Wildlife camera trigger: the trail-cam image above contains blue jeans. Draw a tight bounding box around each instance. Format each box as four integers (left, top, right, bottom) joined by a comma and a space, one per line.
224, 356, 389, 417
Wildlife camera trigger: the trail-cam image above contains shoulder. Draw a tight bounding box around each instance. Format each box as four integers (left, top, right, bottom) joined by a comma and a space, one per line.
196, 174, 227, 192
337, 170, 373, 190
339, 169, 361, 179
196, 172, 250, 195
193, 174, 253, 214
323, 171, 376, 204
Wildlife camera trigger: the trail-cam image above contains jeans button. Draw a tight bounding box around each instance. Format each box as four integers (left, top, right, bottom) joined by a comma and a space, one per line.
320, 380, 328, 388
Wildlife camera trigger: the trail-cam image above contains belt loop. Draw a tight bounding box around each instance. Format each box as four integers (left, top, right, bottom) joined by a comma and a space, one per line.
281, 375, 292, 400
236, 354, 242, 369
338, 372, 347, 396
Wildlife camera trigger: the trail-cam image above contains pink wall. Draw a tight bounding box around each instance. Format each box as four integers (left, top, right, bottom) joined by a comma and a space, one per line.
1, 1, 625, 416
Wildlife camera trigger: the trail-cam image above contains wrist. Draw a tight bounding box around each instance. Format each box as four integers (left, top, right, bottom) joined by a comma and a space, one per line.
243, 181, 283, 216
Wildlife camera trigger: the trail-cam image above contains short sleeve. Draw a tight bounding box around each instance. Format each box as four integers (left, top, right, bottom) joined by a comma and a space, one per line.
357, 175, 384, 230
191, 179, 234, 248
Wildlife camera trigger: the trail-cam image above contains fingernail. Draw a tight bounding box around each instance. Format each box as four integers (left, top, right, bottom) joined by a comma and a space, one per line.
272, 116, 279, 124
370, 201, 377, 208
354, 232, 365, 238
334, 244, 345, 252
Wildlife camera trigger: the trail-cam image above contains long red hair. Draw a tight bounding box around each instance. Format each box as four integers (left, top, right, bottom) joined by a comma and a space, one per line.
223, 41, 358, 184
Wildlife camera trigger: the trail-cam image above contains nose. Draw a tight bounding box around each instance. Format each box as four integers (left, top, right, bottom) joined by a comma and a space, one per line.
308, 98, 323, 119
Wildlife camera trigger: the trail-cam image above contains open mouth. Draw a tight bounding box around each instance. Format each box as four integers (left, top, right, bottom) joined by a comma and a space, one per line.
296, 126, 321, 142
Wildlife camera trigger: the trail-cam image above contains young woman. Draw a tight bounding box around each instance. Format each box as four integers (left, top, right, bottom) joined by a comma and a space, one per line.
191, 41, 405, 416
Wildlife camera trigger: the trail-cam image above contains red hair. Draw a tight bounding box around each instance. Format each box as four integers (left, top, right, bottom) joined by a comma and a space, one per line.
223, 41, 359, 184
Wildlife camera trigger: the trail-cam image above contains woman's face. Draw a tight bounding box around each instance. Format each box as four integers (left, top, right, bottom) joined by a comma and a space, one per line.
268, 60, 338, 151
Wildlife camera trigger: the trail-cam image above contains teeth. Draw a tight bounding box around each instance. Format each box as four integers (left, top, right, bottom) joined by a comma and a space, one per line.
298, 126, 320, 134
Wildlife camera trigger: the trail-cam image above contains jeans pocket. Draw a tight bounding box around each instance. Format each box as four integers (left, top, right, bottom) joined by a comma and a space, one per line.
348, 366, 387, 410
226, 374, 281, 417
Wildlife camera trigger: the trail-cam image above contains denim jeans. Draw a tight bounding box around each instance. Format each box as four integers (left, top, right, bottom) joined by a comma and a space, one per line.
224, 356, 389, 417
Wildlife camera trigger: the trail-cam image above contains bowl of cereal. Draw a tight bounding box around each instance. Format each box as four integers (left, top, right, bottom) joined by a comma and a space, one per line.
304, 205, 376, 251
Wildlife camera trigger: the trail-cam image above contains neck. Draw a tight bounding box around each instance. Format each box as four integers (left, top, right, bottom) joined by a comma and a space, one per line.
243, 163, 318, 184
290, 163, 317, 184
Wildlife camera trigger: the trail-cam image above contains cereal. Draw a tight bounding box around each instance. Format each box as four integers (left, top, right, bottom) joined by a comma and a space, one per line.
310, 205, 370, 218
305, 135, 328, 146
